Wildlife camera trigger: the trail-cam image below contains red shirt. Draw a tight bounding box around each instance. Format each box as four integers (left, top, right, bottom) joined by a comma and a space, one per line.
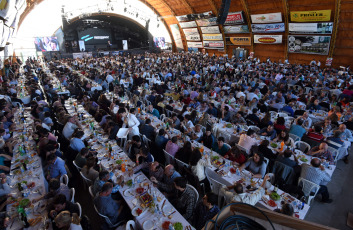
224, 151, 247, 165
307, 129, 324, 142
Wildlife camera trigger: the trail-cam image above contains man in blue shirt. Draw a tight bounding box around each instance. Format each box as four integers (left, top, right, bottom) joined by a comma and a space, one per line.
282, 101, 295, 117
147, 105, 160, 119
94, 182, 127, 225
151, 164, 180, 195
289, 119, 307, 139
155, 129, 169, 149
258, 125, 277, 140
46, 153, 67, 181
92, 170, 123, 197
207, 103, 217, 117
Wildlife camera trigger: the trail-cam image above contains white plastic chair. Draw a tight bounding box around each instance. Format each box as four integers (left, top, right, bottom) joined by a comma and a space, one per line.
298, 177, 320, 205
88, 185, 95, 199
12, 102, 21, 108
60, 174, 69, 186
289, 133, 301, 142
125, 220, 136, 230
160, 114, 166, 121
277, 112, 289, 118
248, 126, 260, 133
224, 143, 231, 150
186, 184, 199, 208
72, 160, 82, 171
175, 157, 189, 169
327, 146, 339, 164
70, 188, 75, 203
294, 141, 311, 154
205, 168, 228, 206
235, 143, 249, 155
75, 202, 82, 217
94, 204, 124, 228
80, 171, 93, 188
163, 149, 175, 165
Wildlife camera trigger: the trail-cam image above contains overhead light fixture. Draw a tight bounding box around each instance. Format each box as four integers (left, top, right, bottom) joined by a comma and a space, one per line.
136, 13, 138, 18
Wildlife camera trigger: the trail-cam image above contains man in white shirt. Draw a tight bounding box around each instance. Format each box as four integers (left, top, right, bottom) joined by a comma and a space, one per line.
62, 116, 81, 139
106, 74, 114, 84
221, 174, 270, 205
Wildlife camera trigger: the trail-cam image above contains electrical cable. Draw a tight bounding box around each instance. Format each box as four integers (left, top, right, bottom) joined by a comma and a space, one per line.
204, 202, 276, 230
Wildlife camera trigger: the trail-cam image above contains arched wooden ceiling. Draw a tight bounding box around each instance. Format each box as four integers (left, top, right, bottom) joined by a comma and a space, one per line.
19, 0, 352, 67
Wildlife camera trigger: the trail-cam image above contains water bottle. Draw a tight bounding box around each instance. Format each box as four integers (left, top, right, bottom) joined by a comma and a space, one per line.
236, 168, 241, 176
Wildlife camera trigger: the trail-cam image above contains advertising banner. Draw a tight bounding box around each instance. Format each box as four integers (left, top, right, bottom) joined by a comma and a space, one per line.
224, 12, 244, 25
251, 23, 285, 33
290, 10, 331, 22
196, 17, 218, 27
289, 22, 333, 34
183, 28, 200, 41
203, 41, 224, 49
229, 37, 251, 46
201, 26, 220, 34
326, 57, 333, 66
179, 21, 197, 28
251, 12, 282, 23
202, 33, 223, 41
187, 42, 203, 48
176, 11, 214, 22
170, 24, 184, 50
254, 35, 282, 44
224, 25, 249, 34
288, 35, 331, 55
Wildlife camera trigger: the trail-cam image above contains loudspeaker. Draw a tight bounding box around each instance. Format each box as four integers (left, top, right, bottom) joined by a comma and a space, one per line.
217, 0, 232, 25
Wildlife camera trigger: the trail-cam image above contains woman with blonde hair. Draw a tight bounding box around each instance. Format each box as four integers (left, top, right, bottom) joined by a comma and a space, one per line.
54, 211, 82, 230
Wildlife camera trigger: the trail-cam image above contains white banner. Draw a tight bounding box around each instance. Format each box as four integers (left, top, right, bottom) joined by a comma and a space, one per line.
185, 34, 201, 41
251, 12, 282, 23
78, 40, 85, 51
254, 35, 282, 44
202, 33, 223, 41
251, 23, 285, 33
224, 25, 249, 34
179, 21, 197, 28
187, 42, 203, 48
201, 26, 220, 34
203, 41, 224, 49
183, 28, 198, 34
123, 40, 128, 50
170, 24, 184, 50
289, 22, 333, 34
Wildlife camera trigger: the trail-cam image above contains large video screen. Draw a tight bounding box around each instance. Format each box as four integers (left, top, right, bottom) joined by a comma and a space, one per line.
154, 37, 165, 48
34, 37, 60, 51
77, 28, 111, 45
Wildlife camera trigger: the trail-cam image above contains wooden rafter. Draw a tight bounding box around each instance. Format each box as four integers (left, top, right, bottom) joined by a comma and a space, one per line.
329, 0, 342, 58
239, 0, 253, 52
282, 0, 289, 60
180, 0, 195, 14
207, 0, 218, 15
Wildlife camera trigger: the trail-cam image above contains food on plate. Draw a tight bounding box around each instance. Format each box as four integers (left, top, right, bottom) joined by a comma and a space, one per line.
27, 182, 35, 189
300, 157, 308, 162
173, 222, 183, 230
270, 192, 281, 201
28, 217, 42, 226
268, 200, 277, 207
230, 168, 236, 174
140, 192, 152, 204
143, 182, 149, 187
136, 187, 144, 194
126, 179, 133, 187
226, 124, 232, 128
19, 199, 31, 208
162, 221, 171, 229
212, 156, 220, 161
136, 208, 143, 216
270, 143, 278, 148
116, 160, 122, 165
157, 196, 162, 202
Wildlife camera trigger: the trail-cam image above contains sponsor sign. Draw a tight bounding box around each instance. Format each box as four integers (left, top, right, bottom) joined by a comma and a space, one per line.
179, 21, 197, 28
290, 10, 331, 22
254, 35, 282, 44
176, 11, 214, 22
170, 24, 184, 50
183, 28, 200, 41
203, 41, 224, 49
202, 33, 223, 41
196, 17, 218, 27
224, 25, 249, 34
326, 57, 333, 66
251, 23, 285, 33
289, 22, 333, 34
251, 12, 282, 23
187, 42, 203, 48
229, 37, 251, 46
288, 35, 331, 55
201, 26, 220, 34
224, 12, 244, 25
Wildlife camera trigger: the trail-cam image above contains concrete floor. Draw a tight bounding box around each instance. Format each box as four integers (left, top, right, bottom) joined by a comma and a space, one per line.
305, 157, 353, 230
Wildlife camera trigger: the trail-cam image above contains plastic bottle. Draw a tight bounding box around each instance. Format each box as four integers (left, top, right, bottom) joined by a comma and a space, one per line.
280, 141, 285, 151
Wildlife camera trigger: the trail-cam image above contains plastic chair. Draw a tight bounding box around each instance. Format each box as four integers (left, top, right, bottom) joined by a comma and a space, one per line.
12, 102, 21, 108
70, 188, 75, 203
88, 185, 95, 199
186, 184, 199, 208
125, 220, 136, 230
80, 171, 93, 189
93, 204, 124, 228
160, 114, 166, 121
75, 202, 82, 217
248, 126, 260, 133
277, 112, 289, 118
205, 168, 228, 207
298, 177, 320, 205
72, 160, 82, 171
175, 158, 189, 170
327, 146, 339, 164
163, 149, 175, 165
289, 133, 301, 142
294, 141, 311, 154
60, 174, 69, 186
224, 143, 231, 150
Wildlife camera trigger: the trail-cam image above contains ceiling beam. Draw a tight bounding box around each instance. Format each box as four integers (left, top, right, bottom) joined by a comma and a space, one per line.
239, 0, 254, 52
180, 0, 195, 14
207, 0, 218, 15
282, 0, 289, 60
329, 0, 342, 58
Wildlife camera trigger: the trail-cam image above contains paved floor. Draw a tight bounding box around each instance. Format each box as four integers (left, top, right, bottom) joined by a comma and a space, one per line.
72, 156, 353, 230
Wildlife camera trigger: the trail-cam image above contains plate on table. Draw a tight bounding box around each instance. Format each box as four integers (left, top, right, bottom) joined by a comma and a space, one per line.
123, 189, 134, 197
162, 203, 173, 215
143, 220, 154, 230
132, 206, 146, 217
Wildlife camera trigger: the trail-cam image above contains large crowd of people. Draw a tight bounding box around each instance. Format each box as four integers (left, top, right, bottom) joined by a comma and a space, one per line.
0, 52, 351, 229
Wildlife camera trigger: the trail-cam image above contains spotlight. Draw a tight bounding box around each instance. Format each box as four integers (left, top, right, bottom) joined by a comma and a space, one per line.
124, 7, 127, 12
136, 13, 138, 18
111, 6, 114, 11
157, 23, 159, 28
